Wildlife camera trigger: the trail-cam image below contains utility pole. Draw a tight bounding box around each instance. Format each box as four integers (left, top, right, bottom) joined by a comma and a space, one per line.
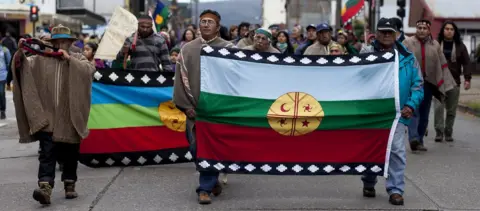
171, 0, 178, 34
335, 0, 342, 32
375, 0, 381, 31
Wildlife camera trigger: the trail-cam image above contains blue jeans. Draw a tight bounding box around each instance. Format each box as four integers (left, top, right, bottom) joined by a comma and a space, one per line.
362, 123, 407, 195
186, 120, 220, 194
408, 84, 433, 144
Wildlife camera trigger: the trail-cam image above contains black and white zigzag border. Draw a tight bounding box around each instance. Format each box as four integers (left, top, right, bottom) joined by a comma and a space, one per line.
92, 68, 175, 87
200, 46, 395, 66
79, 147, 193, 167
196, 159, 384, 176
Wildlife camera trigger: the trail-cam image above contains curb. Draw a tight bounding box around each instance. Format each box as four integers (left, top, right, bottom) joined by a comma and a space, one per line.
458, 103, 480, 117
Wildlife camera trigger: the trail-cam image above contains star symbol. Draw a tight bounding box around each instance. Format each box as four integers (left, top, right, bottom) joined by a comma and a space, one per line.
302, 120, 310, 127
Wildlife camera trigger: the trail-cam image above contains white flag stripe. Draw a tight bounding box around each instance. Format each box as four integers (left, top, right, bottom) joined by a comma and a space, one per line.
200, 56, 397, 101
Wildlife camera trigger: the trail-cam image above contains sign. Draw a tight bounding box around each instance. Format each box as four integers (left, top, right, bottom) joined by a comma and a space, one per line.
95, 6, 138, 60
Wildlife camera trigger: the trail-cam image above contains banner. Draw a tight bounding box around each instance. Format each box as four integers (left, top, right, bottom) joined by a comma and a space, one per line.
195, 46, 400, 177
95, 6, 138, 60
79, 69, 191, 167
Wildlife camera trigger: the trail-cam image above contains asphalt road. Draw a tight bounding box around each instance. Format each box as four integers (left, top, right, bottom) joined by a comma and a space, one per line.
1, 91, 480, 211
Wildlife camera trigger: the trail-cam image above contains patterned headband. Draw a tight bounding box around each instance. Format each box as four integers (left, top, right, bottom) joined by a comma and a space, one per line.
416, 21, 431, 28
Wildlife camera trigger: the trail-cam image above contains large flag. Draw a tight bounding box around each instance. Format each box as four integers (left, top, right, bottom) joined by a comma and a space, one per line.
79, 69, 192, 167
195, 46, 400, 177
152, 0, 170, 32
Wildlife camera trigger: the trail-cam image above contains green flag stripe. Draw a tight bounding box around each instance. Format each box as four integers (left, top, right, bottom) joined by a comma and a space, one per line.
88, 104, 163, 129
197, 92, 396, 130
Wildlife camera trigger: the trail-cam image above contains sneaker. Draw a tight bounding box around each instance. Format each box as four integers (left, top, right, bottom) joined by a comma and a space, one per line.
64, 180, 78, 199
445, 137, 454, 142
363, 187, 376, 198
198, 192, 212, 205
33, 182, 52, 205
389, 193, 404, 205
0, 111, 5, 120
434, 135, 443, 142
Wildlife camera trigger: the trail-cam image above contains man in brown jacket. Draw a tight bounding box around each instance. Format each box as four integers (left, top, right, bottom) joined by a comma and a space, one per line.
173, 10, 234, 205
12, 25, 95, 205
402, 19, 455, 152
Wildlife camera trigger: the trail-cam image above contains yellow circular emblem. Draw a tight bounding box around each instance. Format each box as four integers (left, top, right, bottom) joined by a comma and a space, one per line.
158, 101, 186, 132
267, 92, 324, 136
155, 15, 164, 25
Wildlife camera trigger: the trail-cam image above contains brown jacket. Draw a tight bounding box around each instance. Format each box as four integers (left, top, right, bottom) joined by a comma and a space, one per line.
173, 37, 235, 137
11, 50, 95, 144
439, 40, 472, 85
303, 41, 335, 55
403, 36, 455, 100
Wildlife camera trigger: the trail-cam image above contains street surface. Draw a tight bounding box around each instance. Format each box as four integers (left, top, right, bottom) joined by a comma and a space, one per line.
1, 90, 480, 211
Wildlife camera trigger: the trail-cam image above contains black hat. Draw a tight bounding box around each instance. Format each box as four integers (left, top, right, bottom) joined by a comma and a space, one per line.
391, 17, 403, 31
377, 18, 397, 32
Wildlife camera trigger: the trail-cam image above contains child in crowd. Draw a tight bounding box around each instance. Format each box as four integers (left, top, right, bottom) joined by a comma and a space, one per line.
83, 42, 106, 68
169, 47, 180, 71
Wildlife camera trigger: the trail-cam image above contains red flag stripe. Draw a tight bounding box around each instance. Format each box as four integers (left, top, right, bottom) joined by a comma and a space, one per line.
196, 121, 390, 163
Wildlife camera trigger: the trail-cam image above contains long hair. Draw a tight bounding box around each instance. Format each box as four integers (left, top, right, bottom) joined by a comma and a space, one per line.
272, 31, 294, 54
219, 25, 230, 40
437, 20, 461, 43
181, 28, 196, 42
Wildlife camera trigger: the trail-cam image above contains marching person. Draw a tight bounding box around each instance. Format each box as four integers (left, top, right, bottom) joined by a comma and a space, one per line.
242, 28, 280, 53
304, 23, 335, 56
360, 18, 424, 206
434, 21, 472, 142
0, 41, 11, 120
116, 15, 172, 72
173, 9, 235, 205
402, 19, 455, 152
11, 25, 95, 205
294, 24, 316, 55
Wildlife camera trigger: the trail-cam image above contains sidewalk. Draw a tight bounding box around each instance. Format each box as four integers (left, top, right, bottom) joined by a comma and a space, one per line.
458, 75, 480, 116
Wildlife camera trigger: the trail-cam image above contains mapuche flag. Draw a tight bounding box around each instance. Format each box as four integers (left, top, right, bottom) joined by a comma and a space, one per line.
152, 0, 170, 32
79, 68, 192, 167
195, 46, 400, 177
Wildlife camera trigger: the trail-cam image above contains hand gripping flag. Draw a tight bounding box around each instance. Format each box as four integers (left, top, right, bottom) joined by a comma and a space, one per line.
195, 46, 400, 177
79, 69, 192, 167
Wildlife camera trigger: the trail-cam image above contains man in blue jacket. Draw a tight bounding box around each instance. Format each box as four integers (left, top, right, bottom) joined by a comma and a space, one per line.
360, 18, 424, 206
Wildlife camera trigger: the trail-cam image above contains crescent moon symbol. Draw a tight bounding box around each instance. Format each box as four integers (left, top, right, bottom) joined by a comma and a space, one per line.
280, 103, 290, 112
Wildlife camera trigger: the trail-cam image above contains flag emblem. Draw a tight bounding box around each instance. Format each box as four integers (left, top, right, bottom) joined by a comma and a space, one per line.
155, 15, 164, 25
267, 92, 324, 136
158, 101, 187, 132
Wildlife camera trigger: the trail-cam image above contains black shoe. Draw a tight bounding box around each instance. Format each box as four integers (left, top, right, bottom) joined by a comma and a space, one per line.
212, 182, 223, 197
417, 144, 428, 151
434, 135, 443, 142
445, 137, 454, 142
389, 193, 404, 205
409, 140, 420, 151
0, 111, 5, 120
363, 187, 376, 198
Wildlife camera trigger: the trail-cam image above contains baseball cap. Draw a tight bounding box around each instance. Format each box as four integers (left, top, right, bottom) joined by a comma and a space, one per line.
306, 24, 316, 31
316, 23, 332, 32
377, 18, 397, 32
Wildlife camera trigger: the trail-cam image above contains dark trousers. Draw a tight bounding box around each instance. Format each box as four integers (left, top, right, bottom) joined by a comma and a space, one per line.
186, 120, 220, 194
36, 132, 80, 187
0, 80, 5, 112
408, 84, 433, 144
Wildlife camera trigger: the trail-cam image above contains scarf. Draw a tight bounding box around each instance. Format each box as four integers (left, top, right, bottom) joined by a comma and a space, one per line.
276, 42, 288, 53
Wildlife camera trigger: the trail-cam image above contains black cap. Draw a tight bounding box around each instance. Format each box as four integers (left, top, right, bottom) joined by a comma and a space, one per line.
377, 18, 397, 32
306, 24, 316, 31
391, 17, 403, 31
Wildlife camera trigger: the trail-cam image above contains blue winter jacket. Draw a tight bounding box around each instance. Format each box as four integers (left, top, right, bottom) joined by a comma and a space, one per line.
360, 40, 424, 125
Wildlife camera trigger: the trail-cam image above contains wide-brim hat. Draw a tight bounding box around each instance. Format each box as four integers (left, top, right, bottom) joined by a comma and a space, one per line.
46, 24, 77, 41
